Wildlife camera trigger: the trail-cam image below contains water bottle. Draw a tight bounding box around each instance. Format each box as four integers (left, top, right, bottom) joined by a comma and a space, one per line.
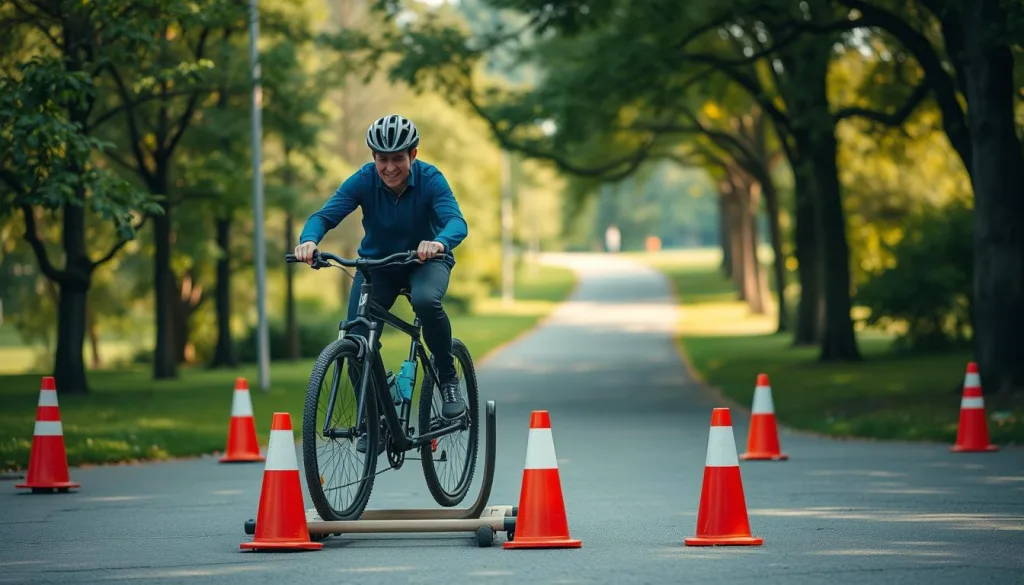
396, 360, 417, 403
386, 371, 401, 405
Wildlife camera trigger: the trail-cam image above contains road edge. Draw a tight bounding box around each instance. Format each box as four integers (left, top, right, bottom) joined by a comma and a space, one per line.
652, 260, 987, 449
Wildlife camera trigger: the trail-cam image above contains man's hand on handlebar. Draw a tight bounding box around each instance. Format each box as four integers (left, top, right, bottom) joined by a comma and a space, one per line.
294, 241, 318, 265
417, 240, 445, 262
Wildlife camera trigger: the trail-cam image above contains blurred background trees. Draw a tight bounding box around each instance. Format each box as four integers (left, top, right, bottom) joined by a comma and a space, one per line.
2, 0, 1021, 396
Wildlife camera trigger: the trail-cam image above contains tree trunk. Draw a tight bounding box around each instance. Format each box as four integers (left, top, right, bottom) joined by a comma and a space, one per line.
173, 270, 202, 364
718, 193, 733, 278
738, 181, 765, 315
54, 278, 89, 394
153, 207, 177, 379
960, 0, 1024, 395
88, 310, 101, 369
285, 212, 301, 360
53, 201, 91, 395
783, 23, 859, 361
173, 281, 190, 364
791, 152, 824, 346
812, 126, 860, 361
761, 177, 788, 332
211, 216, 237, 367
720, 182, 746, 295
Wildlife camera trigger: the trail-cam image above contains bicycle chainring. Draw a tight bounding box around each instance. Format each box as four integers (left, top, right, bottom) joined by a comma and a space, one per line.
383, 426, 405, 469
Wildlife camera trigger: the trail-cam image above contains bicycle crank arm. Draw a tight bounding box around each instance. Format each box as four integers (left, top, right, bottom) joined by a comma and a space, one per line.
413, 419, 468, 447
324, 428, 356, 440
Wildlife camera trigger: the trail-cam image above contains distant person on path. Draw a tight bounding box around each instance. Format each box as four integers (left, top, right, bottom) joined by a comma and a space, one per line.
605, 224, 621, 253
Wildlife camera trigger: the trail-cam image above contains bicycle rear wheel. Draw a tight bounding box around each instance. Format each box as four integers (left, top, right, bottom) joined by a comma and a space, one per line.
419, 337, 480, 507
302, 338, 380, 521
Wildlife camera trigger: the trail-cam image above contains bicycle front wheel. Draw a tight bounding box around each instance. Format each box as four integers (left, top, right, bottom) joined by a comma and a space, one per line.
419, 337, 480, 507
302, 338, 380, 521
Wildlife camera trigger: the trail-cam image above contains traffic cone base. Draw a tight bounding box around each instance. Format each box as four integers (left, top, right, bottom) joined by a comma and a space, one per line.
240, 412, 321, 552
740, 452, 788, 461
740, 374, 788, 462
16, 377, 80, 493
221, 378, 265, 463
951, 444, 999, 453
504, 411, 581, 550
15, 481, 79, 489
685, 408, 762, 547
685, 535, 764, 546
950, 363, 999, 453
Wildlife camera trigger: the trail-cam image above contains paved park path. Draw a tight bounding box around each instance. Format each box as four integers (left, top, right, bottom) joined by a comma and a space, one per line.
2, 253, 1022, 584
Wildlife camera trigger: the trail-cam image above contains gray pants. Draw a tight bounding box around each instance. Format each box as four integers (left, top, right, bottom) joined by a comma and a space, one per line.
344, 258, 457, 385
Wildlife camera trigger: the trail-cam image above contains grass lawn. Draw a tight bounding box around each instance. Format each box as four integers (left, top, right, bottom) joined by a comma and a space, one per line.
638, 249, 1023, 446
0, 262, 577, 472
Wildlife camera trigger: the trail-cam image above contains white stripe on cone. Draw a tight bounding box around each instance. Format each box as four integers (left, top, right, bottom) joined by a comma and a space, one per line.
964, 372, 980, 387
38, 391, 59, 407
231, 390, 254, 417
705, 426, 740, 467
524, 428, 558, 470
264, 429, 298, 472
33, 421, 63, 436
961, 397, 985, 409
751, 385, 775, 414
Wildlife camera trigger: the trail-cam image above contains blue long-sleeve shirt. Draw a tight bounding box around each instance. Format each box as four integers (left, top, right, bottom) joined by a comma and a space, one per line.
298, 159, 469, 264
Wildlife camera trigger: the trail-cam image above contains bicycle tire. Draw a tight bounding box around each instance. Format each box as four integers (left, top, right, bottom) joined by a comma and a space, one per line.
419, 337, 480, 507
302, 338, 380, 521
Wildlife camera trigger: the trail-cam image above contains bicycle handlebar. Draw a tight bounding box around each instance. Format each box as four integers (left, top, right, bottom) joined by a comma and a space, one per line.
285, 249, 428, 270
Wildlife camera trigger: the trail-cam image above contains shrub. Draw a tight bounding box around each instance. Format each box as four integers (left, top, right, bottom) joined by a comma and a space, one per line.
855, 199, 974, 353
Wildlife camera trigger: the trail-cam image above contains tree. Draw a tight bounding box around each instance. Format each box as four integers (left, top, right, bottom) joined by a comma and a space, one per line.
92, 0, 272, 379
0, 54, 158, 394
835, 0, 1024, 393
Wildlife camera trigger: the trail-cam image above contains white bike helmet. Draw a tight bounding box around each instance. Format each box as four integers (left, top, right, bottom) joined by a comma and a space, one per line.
365, 114, 420, 153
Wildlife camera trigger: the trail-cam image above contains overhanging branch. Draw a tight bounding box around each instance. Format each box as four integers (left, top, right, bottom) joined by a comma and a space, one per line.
461, 89, 658, 182
88, 85, 234, 132
91, 215, 149, 269
165, 28, 212, 155
835, 0, 971, 161
834, 80, 930, 125
689, 60, 791, 134
20, 204, 65, 282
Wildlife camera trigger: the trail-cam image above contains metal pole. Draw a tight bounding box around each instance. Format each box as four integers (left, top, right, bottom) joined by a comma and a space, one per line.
500, 149, 514, 306
250, 0, 270, 391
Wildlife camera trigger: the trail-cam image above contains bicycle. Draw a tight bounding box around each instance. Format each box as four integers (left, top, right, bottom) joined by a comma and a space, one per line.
284, 249, 480, 522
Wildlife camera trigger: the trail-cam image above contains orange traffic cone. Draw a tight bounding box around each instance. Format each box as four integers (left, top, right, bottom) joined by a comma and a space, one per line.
240, 412, 322, 551
220, 378, 265, 463
504, 410, 582, 549
16, 376, 81, 493
951, 362, 999, 453
740, 373, 788, 461
685, 408, 763, 546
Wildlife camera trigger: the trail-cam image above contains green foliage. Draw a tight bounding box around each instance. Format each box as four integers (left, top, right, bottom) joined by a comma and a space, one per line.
0, 57, 159, 236
0, 244, 57, 356
854, 200, 974, 353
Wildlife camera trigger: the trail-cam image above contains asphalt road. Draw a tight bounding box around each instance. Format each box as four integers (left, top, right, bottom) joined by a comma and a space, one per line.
2, 253, 1023, 584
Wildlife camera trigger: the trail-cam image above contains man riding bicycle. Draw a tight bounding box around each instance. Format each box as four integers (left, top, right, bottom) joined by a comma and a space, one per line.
293, 114, 469, 431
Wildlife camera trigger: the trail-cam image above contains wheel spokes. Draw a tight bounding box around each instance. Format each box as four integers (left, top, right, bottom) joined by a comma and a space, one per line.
315, 357, 370, 514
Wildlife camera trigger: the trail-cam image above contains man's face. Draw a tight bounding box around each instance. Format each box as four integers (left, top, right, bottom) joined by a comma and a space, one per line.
373, 149, 416, 190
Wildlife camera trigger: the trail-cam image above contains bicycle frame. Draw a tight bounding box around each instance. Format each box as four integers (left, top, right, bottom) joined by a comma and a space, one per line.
324, 261, 468, 454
